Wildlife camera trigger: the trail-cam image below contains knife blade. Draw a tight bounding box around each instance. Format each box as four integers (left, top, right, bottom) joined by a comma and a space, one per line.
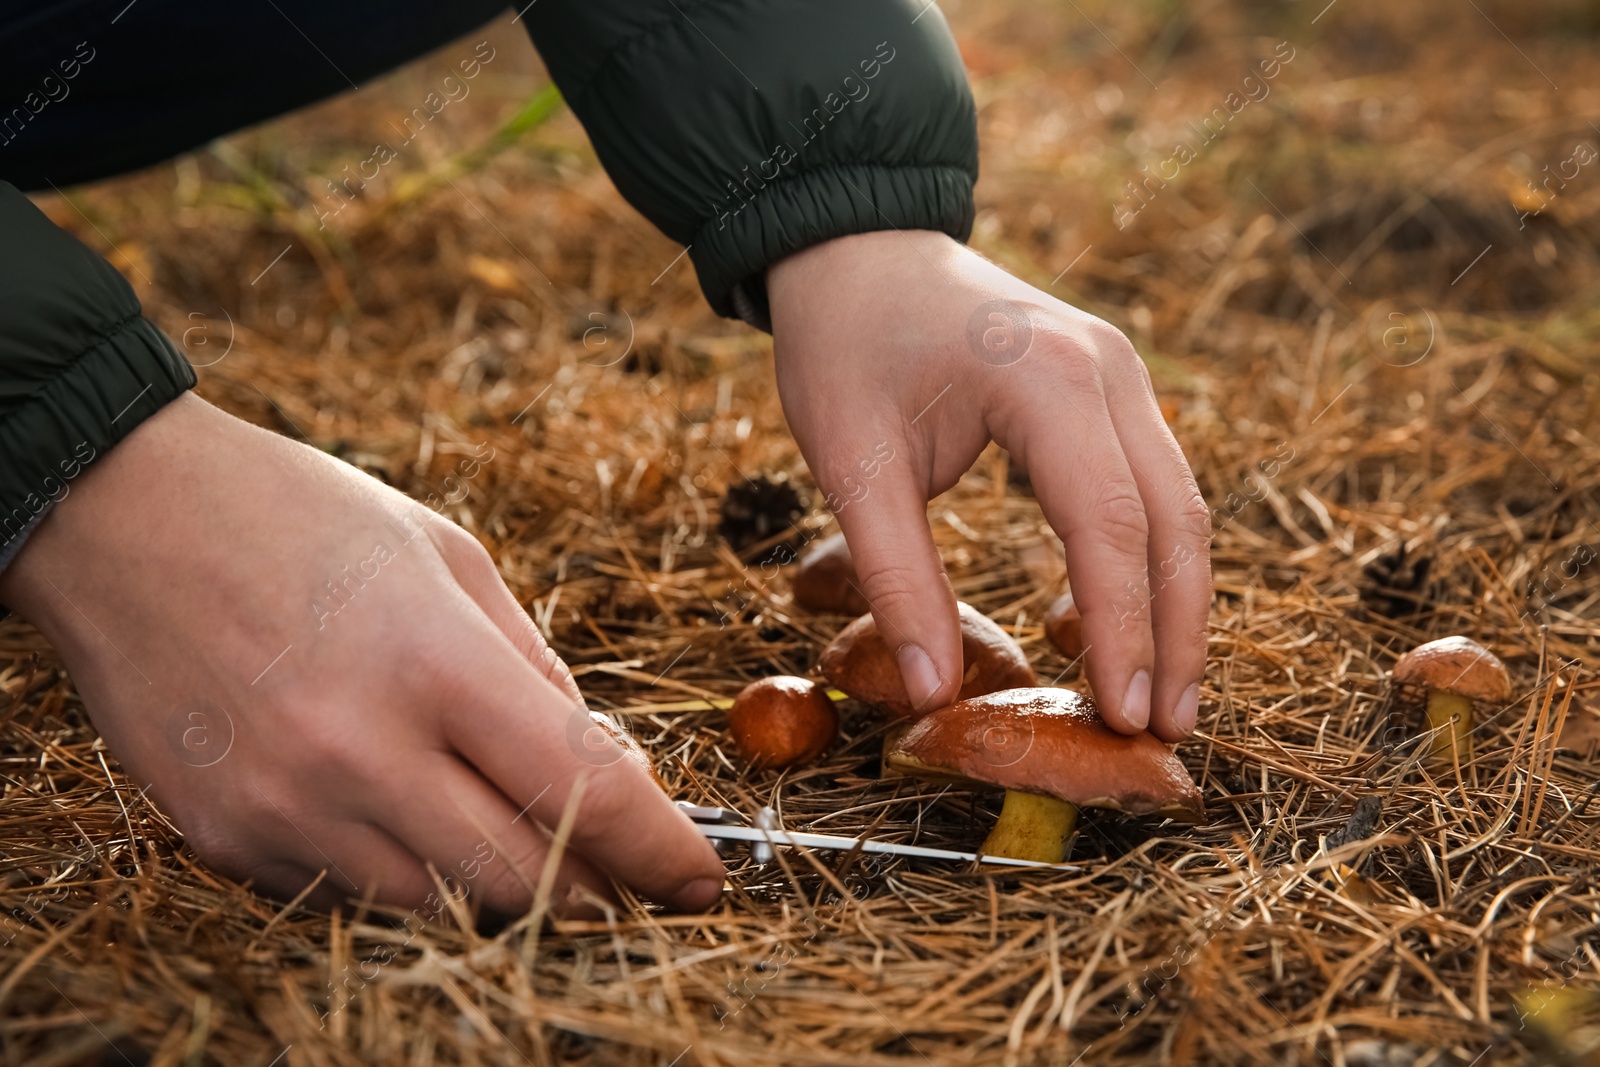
689, 821, 1076, 871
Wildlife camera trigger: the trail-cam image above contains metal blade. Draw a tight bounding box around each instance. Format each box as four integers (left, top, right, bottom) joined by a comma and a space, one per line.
691, 823, 1076, 871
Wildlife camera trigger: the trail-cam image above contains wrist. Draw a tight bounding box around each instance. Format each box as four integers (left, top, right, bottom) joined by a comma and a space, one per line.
767, 230, 961, 310
0, 392, 205, 625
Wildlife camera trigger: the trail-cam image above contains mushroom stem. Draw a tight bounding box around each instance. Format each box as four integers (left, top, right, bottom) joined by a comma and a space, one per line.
1425, 690, 1473, 761
1331, 863, 1376, 905
980, 790, 1079, 863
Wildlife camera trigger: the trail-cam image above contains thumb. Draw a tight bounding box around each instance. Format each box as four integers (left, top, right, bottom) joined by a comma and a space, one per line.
829, 471, 962, 713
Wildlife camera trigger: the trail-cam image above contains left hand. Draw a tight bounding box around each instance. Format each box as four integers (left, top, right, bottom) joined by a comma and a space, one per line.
0, 394, 726, 916
766, 230, 1211, 742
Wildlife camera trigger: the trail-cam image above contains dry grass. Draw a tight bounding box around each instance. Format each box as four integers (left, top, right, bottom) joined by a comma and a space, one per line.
4, 1, 1600, 1064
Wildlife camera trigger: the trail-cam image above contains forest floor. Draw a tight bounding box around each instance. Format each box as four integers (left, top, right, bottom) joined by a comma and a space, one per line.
4, 0, 1600, 1064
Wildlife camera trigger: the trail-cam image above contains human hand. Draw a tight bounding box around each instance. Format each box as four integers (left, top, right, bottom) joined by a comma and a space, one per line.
767, 230, 1210, 741
0, 394, 724, 915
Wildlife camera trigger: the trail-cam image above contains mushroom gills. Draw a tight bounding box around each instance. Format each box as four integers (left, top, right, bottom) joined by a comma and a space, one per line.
1425, 690, 1473, 760
980, 790, 1079, 864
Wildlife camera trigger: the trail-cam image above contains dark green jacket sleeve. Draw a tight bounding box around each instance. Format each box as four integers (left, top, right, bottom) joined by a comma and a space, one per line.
523, 0, 978, 329
0, 181, 195, 555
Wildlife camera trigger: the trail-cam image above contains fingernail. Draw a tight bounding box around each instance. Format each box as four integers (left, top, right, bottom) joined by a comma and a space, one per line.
674, 877, 725, 911
1120, 670, 1151, 730
897, 643, 944, 711
1174, 682, 1200, 735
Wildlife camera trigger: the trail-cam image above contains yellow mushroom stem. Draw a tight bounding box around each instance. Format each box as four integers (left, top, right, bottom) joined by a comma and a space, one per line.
1331, 863, 1375, 905
1425, 690, 1474, 761
980, 790, 1079, 864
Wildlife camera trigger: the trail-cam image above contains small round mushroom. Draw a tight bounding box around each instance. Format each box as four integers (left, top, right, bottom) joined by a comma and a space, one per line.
790, 532, 871, 615
886, 687, 1204, 863
1043, 591, 1084, 661
820, 602, 1037, 720
728, 676, 839, 769
1390, 636, 1510, 762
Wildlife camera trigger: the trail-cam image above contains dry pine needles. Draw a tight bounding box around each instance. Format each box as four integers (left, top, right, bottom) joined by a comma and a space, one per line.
3, 2, 1600, 1064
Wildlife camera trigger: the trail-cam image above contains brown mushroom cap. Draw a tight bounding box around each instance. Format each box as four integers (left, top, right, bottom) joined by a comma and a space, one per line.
1043, 591, 1084, 660
1390, 636, 1511, 703
885, 687, 1204, 821
820, 602, 1037, 720
791, 532, 871, 615
728, 676, 839, 769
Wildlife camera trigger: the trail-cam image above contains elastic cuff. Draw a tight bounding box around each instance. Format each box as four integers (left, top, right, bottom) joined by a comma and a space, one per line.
690, 162, 977, 332
0, 506, 49, 619
0, 507, 49, 570
0, 315, 195, 552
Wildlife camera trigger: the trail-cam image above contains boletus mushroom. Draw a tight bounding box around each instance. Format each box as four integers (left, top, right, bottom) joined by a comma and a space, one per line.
820, 601, 1036, 720
885, 687, 1204, 863
1043, 591, 1084, 661
1390, 636, 1509, 762
790, 532, 871, 615
728, 676, 839, 769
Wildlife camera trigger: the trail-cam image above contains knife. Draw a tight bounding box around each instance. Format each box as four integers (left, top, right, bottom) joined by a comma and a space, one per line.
677, 802, 1076, 871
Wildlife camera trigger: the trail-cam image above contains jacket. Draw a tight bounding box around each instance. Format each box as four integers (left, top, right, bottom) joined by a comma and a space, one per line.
0, 0, 977, 554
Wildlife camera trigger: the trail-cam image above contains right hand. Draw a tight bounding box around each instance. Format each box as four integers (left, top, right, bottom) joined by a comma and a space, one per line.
768, 231, 1211, 740
0, 393, 724, 916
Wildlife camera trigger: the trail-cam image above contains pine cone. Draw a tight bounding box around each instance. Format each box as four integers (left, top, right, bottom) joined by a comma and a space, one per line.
719, 474, 806, 563
1359, 541, 1433, 618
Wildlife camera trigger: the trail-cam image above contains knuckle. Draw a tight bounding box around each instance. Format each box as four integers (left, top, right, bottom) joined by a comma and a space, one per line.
1085, 325, 1150, 389
1032, 337, 1102, 396
181, 794, 284, 882
540, 648, 584, 704
1025, 325, 1146, 405
1069, 317, 1133, 359
1169, 489, 1214, 547
497, 608, 553, 670
526, 630, 563, 677
1089, 320, 1137, 360
179, 813, 236, 870
245, 860, 323, 902
855, 562, 924, 620
1093, 489, 1151, 547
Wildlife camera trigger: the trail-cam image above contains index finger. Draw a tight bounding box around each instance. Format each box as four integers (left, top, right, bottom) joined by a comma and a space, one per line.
440, 633, 725, 911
